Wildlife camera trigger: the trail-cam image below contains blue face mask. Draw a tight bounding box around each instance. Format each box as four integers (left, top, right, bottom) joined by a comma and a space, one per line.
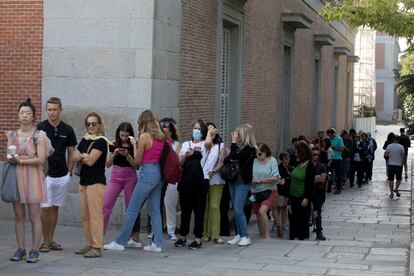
193, 129, 202, 140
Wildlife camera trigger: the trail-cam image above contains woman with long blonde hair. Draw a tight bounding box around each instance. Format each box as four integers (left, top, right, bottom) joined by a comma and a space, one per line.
71, 112, 112, 258
104, 110, 168, 252
226, 124, 257, 247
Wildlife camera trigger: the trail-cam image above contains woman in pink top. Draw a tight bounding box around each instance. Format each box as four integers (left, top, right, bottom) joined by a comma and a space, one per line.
6, 98, 48, 263
104, 110, 167, 252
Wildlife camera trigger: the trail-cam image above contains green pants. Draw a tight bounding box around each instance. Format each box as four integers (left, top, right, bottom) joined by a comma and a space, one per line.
203, 184, 224, 239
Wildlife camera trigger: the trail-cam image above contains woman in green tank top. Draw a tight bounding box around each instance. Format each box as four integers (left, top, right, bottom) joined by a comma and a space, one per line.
288, 141, 315, 240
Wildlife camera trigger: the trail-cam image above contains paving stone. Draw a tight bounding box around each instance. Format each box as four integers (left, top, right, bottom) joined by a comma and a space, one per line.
370, 247, 408, 255
262, 264, 327, 274
332, 246, 370, 254
327, 268, 405, 276
325, 252, 366, 260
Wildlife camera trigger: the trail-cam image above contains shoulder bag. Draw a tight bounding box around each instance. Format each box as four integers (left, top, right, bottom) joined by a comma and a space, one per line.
73, 141, 95, 176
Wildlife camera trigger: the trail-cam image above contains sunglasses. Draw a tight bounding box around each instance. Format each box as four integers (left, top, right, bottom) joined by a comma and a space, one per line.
86, 122, 98, 128
160, 121, 172, 128
313, 153, 320, 156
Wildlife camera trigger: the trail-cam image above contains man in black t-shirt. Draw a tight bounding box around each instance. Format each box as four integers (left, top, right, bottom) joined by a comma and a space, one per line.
311, 147, 328, 241
37, 97, 77, 252
399, 128, 411, 180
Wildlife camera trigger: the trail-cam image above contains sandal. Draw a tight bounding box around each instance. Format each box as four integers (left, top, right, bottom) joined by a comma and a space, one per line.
39, 243, 50, 253
213, 238, 224, 244
49, 241, 63, 251
83, 248, 102, 258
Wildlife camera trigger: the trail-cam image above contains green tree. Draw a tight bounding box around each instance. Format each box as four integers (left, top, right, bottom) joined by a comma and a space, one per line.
396, 51, 414, 120
320, 0, 414, 43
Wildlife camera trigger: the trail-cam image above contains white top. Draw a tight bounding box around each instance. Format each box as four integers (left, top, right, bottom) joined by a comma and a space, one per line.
179, 140, 208, 179
206, 143, 225, 185
386, 143, 405, 166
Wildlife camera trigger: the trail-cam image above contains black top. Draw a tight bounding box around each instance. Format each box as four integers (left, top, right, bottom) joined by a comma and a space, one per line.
109, 145, 134, 168
37, 120, 77, 177
313, 161, 327, 196
77, 138, 107, 185
399, 134, 411, 153
229, 143, 256, 184
303, 161, 316, 200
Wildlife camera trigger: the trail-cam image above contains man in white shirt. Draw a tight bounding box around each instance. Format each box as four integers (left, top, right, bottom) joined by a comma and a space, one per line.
384, 134, 405, 199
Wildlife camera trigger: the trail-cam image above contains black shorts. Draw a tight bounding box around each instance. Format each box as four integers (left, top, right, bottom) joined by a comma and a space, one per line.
388, 165, 403, 181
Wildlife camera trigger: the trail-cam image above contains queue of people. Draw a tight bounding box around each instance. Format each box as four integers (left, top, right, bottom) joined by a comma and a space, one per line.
5, 97, 406, 263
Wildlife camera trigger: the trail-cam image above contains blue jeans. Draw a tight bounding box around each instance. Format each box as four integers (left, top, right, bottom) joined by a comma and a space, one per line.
115, 163, 163, 247
229, 183, 250, 238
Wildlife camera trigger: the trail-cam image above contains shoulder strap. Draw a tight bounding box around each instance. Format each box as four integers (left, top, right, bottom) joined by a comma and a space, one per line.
188, 141, 192, 150
32, 129, 40, 144
86, 140, 95, 154
213, 143, 221, 168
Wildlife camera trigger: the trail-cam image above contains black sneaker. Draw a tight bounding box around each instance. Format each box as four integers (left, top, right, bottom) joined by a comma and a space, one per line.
174, 238, 186, 247
316, 233, 326, 241
26, 250, 39, 263
9, 248, 26, 262
188, 240, 202, 250
405, 175, 408, 180
394, 189, 401, 197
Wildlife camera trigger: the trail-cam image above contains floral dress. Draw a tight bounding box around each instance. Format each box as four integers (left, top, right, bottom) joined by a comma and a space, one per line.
7, 130, 47, 204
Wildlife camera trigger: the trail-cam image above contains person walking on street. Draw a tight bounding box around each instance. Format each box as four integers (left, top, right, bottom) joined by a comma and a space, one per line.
37, 97, 77, 253
383, 132, 395, 178
399, 128, 411, 180
384, 133, 405, 198
6, 99, 49, 263
311, 147, 328, 241
327, 128, 344, 194
72, 112, 111, 258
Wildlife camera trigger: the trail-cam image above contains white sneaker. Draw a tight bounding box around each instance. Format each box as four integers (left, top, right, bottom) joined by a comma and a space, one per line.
126, 239, 142, 248
168, 233, 178, 241
238, 237, 251, 247
103, 241, 125, 251
227, 235, 241, 245
147, 233, 153, 239
143, 241, 162, 253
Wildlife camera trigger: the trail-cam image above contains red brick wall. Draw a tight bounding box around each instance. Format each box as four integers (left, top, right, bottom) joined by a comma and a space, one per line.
376, 43, 385, 69
179, 0, 355, 150
0, 0, 43, 159
376, 82, 385, 112
179, 0, 217, 140
243, 0, 282, 152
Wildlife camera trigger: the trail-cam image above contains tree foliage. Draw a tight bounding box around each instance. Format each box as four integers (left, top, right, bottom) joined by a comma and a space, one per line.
320, 0, 414, 43
396, 51, 414, 120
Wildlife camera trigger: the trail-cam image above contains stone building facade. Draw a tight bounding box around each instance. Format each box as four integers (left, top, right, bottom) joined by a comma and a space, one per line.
0, 0, 356, 224
375, 33, 401, 122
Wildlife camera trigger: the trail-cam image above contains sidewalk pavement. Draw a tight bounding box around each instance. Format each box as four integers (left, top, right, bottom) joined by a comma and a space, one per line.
0, 124, 412, 276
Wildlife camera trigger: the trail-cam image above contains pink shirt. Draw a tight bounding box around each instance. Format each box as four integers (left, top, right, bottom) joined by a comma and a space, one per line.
141, 138, 172, 163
